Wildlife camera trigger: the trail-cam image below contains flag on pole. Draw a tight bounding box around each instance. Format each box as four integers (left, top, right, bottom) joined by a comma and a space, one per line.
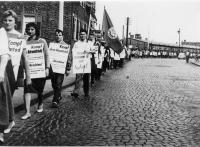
102, 8, 123, 54
87, 13, 92, 36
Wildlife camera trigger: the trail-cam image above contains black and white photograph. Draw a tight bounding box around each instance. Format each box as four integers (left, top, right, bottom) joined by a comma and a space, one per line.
0, 0, 200, 146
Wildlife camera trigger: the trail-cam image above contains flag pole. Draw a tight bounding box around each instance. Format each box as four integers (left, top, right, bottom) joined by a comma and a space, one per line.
87, 13, 91, 37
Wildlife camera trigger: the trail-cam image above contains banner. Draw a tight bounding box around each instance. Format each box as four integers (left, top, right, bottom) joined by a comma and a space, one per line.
49, 43, 70, 74
72, 44, 91, 74
26, 43, 46, 79
8, 38, 24, 79
102, 9, 123, 54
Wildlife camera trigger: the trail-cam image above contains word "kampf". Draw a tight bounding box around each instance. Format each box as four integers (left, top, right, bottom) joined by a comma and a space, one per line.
31, 44, 43, 49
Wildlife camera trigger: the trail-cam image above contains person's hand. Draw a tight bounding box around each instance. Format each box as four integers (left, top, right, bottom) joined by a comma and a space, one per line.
65, 71, 69, 76
26, 77, 32, 85
45, 68, 49, 77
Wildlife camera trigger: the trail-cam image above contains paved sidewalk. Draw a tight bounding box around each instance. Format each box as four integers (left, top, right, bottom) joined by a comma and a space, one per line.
13, 73, 76, 113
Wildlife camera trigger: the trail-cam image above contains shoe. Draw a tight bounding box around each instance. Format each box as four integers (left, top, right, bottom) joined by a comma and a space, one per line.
37, 104, 43, 113
71, 93, 79, 98
85, 94, 89, 97
58, 96, 62, 102
91, 83, 94, 87
84, 94, 90, 99
0, 133, 4, 143
4, 121, 15, 134
21, 113, 31, 120
52, 102, 58, 108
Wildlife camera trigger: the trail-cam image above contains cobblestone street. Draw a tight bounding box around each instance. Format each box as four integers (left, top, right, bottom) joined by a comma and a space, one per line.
4, 59, 200, 146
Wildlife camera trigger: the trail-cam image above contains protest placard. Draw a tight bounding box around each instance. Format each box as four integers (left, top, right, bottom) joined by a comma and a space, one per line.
120, 49, 126, 58
8, 38, 24, 79
97, 56, 103, 69
49, 43, 70, 74
72, 48, 91, 74
26, 43, 46, 79
110, 49, 114, 58
114, 52, 120, 60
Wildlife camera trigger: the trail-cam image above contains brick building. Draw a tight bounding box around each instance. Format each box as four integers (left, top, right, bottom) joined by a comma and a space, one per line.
0, 1, 96, 44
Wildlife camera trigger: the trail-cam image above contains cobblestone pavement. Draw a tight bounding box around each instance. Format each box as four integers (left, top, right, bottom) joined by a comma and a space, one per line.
4, 58, 200, 146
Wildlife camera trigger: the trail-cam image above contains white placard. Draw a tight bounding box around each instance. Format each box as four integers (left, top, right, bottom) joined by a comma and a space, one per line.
97, 55, 103, 69
49, 43, 70, 74
72, 44, 91, 74
110, 48, 114, 58
8, 38, 24, 79
114, 52, 120, 60
101, 47, 106, 57
26, 43, 46, 79
120, 49, 126, 58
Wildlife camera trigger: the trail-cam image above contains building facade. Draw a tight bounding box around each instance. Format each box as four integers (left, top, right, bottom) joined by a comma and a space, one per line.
0, 1, 96, 44
182, 40, 200, 47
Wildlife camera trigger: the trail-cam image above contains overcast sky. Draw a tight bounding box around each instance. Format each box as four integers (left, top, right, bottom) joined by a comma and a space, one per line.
95, 0, 200, 44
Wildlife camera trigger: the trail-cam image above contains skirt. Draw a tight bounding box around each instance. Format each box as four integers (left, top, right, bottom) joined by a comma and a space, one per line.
0, 60, 15, 132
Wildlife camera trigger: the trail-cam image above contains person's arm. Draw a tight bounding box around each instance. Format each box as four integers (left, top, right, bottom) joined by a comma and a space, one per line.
66, 41, 77, 75
0, 54, 9, 82
22, 47, 31, 85
41, 38, 50, 76
65, 44, 72, 75
0, 28, 9, 82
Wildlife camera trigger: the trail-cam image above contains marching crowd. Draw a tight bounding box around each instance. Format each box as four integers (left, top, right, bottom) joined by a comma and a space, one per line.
0, 10, 130, 143
132, 50, 179, 58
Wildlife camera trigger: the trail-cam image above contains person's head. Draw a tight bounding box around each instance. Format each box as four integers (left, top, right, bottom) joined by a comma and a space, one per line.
55, 29, 63, 42
79, 28, 87, 41
2, 10, 17, 31
88, 31, 95, 41
101, 41, 105, 46
25, 22, 40, 38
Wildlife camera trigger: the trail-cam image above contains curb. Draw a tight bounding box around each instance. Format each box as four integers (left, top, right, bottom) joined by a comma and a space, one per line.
14, 80, 76, 113
190, 61, 200, 67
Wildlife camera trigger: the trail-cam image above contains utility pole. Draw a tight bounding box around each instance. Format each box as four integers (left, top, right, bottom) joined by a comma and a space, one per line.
177, 28, 181, 47
126, 17, 130, 47
122, 25, 124, 40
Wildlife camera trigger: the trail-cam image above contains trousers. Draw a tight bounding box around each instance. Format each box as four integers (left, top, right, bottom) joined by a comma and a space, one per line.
51, 72, 64, 102
73, 73, 90, 96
